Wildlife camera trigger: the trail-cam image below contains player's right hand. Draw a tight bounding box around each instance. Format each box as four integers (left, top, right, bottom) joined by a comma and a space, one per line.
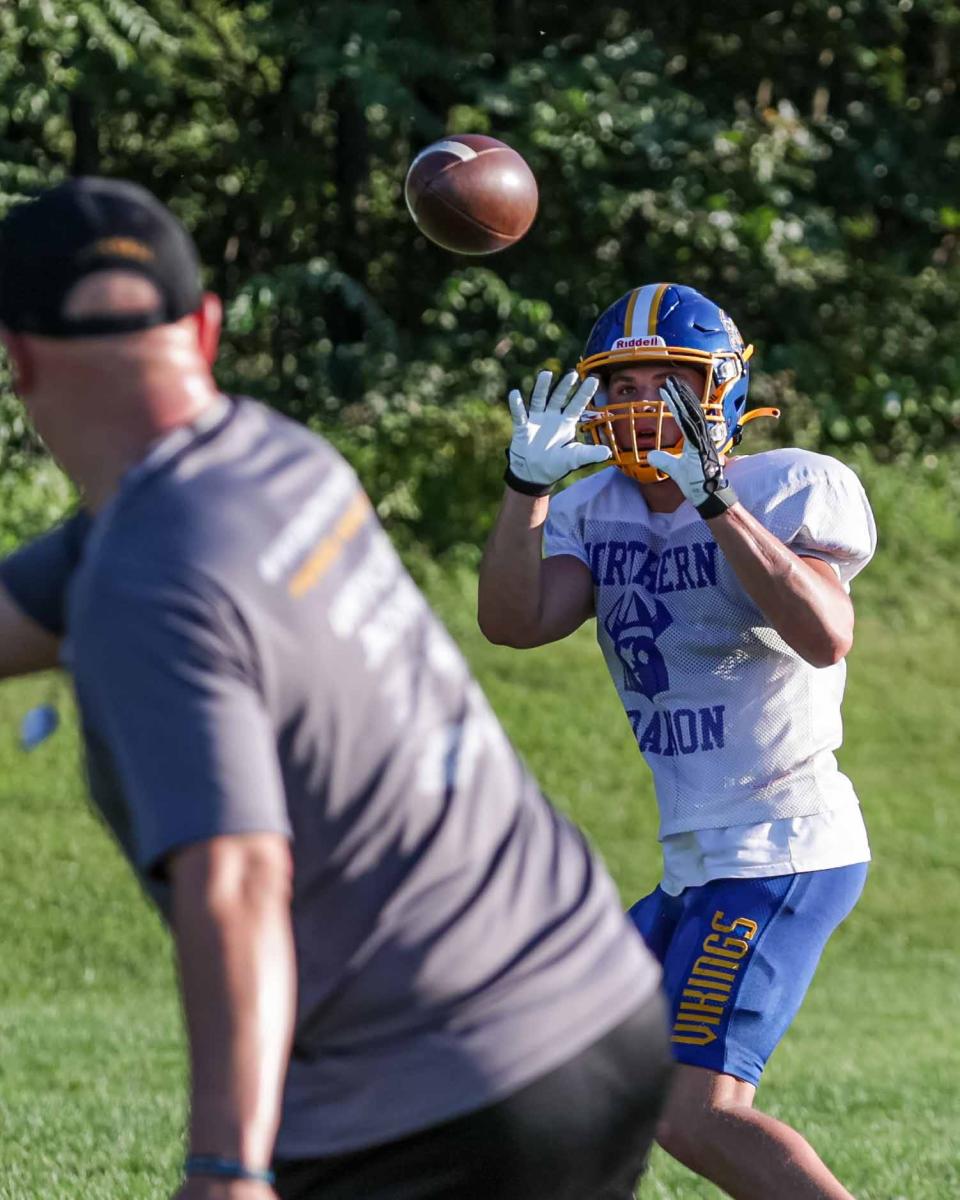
504, 370, 612, 496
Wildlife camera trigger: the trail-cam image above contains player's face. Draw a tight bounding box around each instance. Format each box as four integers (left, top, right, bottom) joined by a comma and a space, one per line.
603, 363, 706, 451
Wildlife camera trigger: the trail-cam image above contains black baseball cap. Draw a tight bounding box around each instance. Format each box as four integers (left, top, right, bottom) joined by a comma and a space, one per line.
0, 177, 203, 338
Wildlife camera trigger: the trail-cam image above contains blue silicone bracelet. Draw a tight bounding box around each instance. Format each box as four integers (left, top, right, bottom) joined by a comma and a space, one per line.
185, 1154, 276, 1185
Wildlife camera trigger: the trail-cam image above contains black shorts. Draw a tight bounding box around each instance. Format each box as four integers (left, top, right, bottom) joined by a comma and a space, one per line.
274, 989, 672, 1200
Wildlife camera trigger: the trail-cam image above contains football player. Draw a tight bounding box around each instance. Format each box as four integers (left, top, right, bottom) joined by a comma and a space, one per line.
478, 283, 876, 1200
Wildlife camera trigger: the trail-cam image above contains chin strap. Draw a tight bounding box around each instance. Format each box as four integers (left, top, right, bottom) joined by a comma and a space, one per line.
739, 405, 781, 431
728, 406, 780, 449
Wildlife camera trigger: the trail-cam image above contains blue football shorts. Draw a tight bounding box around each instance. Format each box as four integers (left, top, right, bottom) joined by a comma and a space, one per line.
628, 864, 868, 1087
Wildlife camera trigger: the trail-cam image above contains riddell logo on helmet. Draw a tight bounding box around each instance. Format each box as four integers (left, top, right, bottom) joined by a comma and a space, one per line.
612, 335, 667, 350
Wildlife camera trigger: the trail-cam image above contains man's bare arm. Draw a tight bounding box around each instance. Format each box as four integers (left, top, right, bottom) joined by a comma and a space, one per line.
649, 378, 855, 668
0, 581, 61, 678
707, 504, 854, 667
478, 370, 608, 648
478, 488, 594, 648
170, 833, 296, 1175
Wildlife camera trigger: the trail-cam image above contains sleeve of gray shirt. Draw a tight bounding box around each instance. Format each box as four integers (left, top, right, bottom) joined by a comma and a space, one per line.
77, 564, 291, 876
0, 511, 90, 635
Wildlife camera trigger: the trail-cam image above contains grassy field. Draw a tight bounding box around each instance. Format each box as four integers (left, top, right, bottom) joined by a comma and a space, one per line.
1, 520, 959, 1198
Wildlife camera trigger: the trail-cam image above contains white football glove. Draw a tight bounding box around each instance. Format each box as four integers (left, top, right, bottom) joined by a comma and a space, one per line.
505, 370, 612, 496
647, 376, 739, 518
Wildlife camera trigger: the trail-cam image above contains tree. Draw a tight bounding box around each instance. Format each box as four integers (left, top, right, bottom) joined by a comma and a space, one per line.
1, 0, 958, 551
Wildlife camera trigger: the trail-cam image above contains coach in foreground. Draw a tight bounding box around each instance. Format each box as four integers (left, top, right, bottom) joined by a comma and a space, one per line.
0, 179, 672, 1200
479, 283, 875, 1200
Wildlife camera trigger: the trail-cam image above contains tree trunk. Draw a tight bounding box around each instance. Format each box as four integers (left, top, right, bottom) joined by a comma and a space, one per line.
69, 93, 99, 176
494, 0, 526, 68
331, 74, 369, 286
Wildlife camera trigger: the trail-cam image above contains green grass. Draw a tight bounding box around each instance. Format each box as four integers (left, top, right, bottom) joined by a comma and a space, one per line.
1, 539, 959, 1197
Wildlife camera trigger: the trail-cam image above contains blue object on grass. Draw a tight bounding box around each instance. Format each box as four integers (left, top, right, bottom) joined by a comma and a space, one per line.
20, 704, 60, 751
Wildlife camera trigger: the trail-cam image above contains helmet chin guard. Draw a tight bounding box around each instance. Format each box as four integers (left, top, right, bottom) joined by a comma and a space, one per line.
580, 365, 736, 484
575, 283, 779, 484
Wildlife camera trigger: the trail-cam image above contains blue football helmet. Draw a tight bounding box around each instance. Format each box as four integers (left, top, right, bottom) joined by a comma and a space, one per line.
576, 283, 778, 484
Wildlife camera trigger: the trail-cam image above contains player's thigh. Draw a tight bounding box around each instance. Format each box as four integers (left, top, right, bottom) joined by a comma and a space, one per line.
658, 864, 867, 1086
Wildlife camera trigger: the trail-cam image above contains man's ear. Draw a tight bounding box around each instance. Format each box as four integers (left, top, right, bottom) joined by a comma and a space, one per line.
0, 329, 33, 394
194, 292, 222, 366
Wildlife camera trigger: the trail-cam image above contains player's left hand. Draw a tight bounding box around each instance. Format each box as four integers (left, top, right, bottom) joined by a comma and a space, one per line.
171, 1178, 278, 1200
648, 376, 739, 519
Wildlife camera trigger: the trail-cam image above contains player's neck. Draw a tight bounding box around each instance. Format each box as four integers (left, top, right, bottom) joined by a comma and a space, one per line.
29, 362, 222, 511
638, 477, 685, 513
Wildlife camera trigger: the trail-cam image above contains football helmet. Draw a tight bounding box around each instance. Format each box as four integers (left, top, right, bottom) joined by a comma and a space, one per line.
576, 283, 779, 484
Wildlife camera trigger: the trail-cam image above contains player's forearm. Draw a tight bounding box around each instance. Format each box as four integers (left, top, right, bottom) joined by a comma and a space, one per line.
478, 488, 551, 646
707, 504, 854, 667
171, 834, 296, 1171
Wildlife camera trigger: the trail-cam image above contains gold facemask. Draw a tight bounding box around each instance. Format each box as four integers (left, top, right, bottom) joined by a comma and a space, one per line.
576, 345, 778, 484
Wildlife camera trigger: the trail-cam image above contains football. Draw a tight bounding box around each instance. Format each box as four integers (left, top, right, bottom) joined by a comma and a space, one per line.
404, 134, 539, 255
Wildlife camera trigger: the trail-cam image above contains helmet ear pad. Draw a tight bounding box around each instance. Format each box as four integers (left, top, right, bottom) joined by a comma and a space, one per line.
715, 359, 750, 445
709, 420, 729, 449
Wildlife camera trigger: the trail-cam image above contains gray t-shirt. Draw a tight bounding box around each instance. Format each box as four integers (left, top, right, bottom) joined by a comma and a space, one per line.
1, 397, 659, 1158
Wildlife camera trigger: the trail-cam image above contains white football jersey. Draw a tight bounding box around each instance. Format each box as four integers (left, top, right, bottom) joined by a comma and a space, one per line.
544, 448, 877, 840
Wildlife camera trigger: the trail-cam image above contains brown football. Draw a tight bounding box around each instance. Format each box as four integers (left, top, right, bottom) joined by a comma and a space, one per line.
404, 134, 539, 255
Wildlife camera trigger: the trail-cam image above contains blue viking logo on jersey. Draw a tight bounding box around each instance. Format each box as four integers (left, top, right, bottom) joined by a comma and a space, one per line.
604, 591, 726, 755
605, 591, 673, 699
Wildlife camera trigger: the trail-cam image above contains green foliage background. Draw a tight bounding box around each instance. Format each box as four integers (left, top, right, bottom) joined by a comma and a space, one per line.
2, 0, 960, 552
